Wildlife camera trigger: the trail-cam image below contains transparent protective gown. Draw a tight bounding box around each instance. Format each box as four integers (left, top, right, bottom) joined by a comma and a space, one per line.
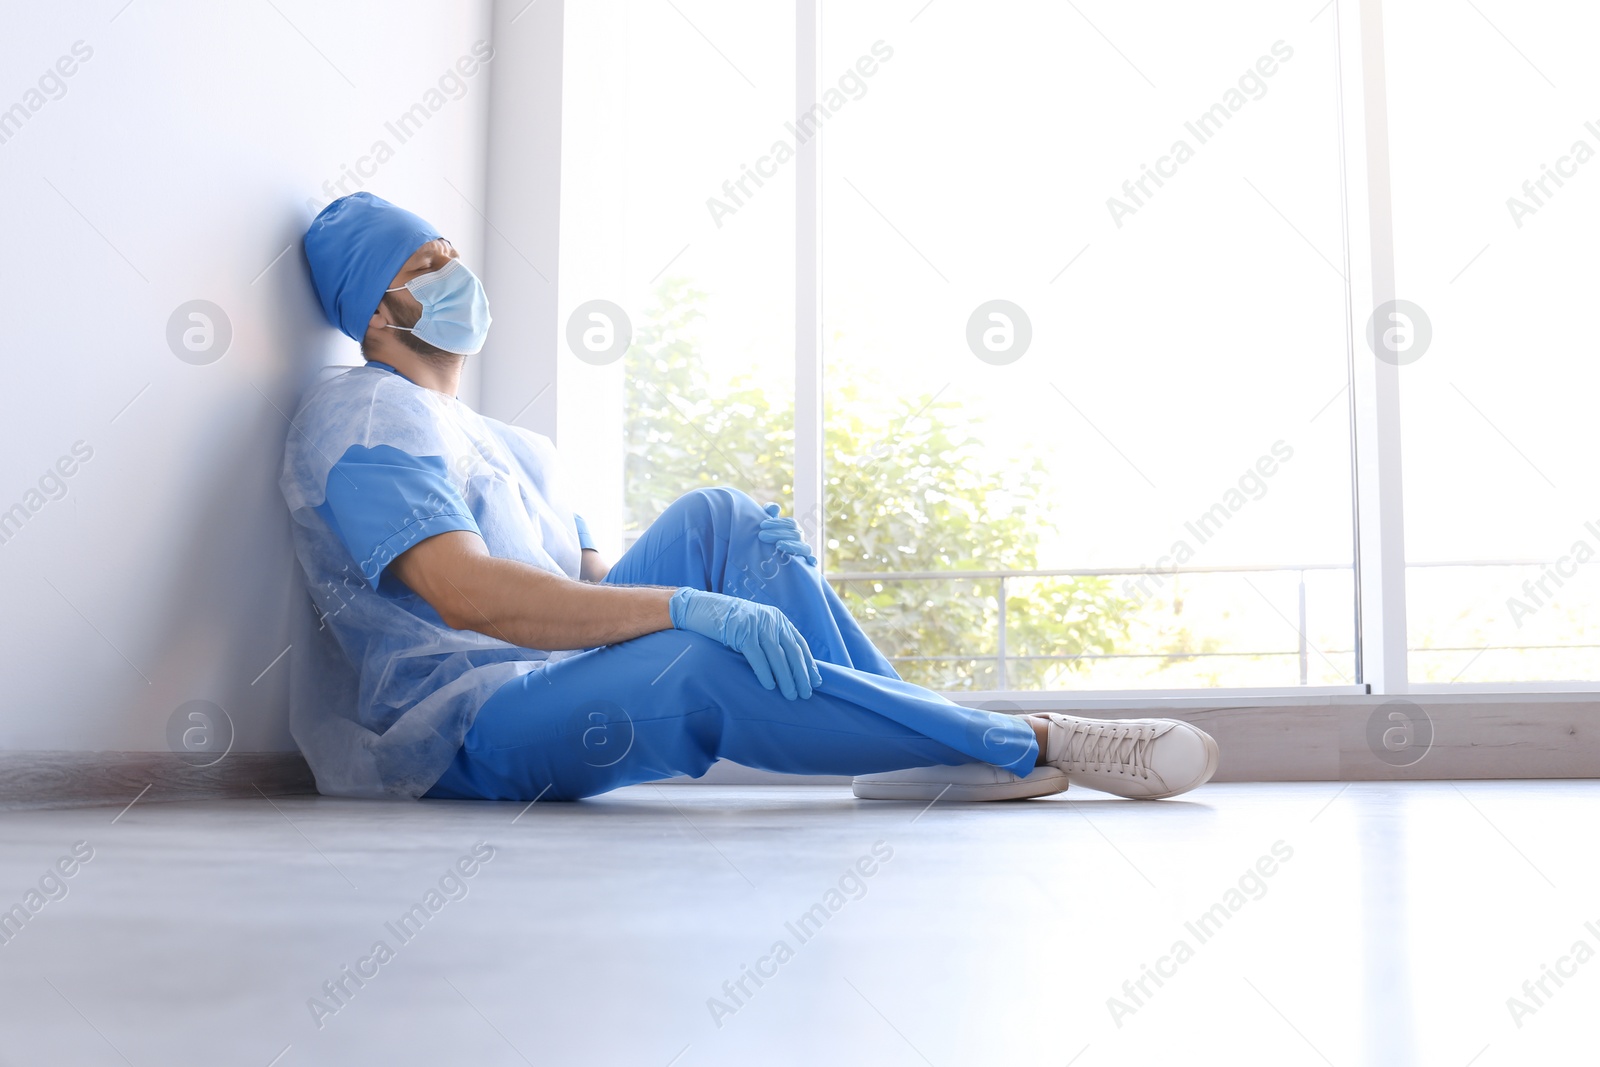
280, 363, 585, 798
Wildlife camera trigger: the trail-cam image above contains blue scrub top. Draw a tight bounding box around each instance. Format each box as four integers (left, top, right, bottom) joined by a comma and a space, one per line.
278, 360, 593, 797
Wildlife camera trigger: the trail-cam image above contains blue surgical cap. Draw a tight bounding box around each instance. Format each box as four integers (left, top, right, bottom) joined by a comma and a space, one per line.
303, 192, 442, 343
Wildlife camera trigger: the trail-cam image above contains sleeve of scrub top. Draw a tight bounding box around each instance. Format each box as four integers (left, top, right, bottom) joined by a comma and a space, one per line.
572, 513, 596, 552
315, 443, 482, 592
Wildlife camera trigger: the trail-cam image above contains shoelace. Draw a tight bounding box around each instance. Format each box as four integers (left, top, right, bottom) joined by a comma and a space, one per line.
1055, 721, 1156, 780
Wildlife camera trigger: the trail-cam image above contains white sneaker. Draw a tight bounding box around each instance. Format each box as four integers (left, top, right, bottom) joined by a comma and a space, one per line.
852, 762, 1069, 802
1035, 713, 1219, 799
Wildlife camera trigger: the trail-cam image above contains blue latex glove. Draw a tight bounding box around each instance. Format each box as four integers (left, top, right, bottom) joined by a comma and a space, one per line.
757, 503, 817, 566
668, 588, 822, 700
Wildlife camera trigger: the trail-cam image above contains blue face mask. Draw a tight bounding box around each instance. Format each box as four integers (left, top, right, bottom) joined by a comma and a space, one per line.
384, 257, 492, 355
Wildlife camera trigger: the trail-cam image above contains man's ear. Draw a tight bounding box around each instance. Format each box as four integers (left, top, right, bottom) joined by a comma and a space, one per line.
360, 295, 389, 358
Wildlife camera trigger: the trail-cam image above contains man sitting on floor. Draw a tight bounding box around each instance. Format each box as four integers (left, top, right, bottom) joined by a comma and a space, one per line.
279, 192, 1220, 804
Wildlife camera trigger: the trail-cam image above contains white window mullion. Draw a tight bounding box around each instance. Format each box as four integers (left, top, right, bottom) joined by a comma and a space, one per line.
1337, 0, 1409, 694
794, 0, 825, 560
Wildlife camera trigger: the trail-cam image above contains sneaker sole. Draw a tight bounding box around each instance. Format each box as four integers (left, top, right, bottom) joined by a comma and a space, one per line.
852, 770, 1069, 802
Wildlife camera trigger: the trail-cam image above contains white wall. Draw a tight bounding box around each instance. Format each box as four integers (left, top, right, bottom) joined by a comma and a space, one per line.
0, 0, 497, 753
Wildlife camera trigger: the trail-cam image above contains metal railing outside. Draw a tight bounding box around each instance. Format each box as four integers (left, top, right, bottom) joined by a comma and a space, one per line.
825, 559, 1557, 689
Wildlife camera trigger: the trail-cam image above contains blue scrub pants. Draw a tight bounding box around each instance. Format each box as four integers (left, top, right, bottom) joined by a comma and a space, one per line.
423, 487, 1039, 801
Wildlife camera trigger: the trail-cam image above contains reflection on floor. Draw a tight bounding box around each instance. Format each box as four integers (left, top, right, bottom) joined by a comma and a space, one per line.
0, 781, 1594, 1066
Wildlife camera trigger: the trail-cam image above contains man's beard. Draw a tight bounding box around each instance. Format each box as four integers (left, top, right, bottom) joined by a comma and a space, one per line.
382, 292, 462, 363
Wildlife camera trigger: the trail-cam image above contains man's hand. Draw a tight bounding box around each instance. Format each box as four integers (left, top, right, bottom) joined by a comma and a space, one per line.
668, 588, 821, 699
757, 503, 817, 566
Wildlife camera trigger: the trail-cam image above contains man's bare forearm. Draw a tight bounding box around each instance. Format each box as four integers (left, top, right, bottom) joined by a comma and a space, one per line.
444, 554, 675, 650
579, 548, 611, 583
390, 534, 678, 652
389, 530, 671, 650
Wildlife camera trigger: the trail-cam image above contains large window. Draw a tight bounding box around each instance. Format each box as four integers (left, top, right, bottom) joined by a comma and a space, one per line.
558, 0, 1600, 695
820, 2, 1354, 690
1386, 0, 1600, 684
557, 1, 795, 552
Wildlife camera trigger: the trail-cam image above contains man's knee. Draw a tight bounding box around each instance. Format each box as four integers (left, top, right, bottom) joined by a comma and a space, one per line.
681, 485, 763, 524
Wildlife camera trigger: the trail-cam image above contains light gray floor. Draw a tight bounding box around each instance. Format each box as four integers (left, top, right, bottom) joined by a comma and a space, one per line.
0, 781, 1594, 1066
